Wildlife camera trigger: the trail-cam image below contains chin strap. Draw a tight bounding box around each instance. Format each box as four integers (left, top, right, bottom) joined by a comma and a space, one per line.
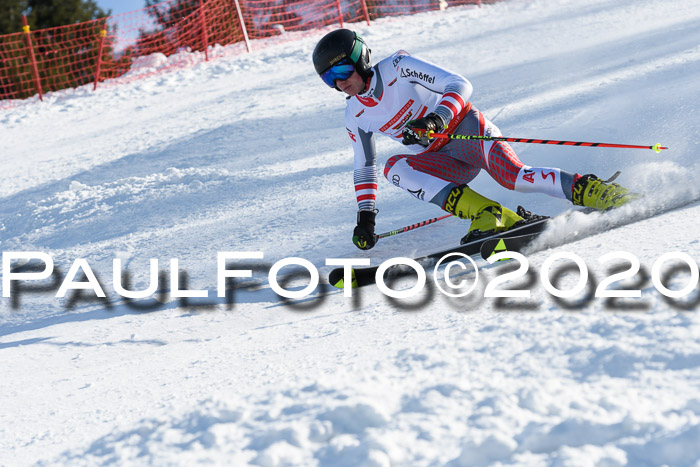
360, 70, 374, 92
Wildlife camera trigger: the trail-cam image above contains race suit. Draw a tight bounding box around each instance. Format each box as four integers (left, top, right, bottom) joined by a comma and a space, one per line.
344, 51, 575, 212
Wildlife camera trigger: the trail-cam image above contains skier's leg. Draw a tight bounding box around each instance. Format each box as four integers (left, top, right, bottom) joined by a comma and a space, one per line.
491, 142, 575, 201
384, 153, 524, 241
490, 140, 637, 208
446, 107, 636, 209
384, 152, 477, 206
498, 142, 637, 208
445, 108, 576, 197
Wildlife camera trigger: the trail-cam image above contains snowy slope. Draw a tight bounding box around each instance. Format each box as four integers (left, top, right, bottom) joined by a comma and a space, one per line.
2, 0, 700, 464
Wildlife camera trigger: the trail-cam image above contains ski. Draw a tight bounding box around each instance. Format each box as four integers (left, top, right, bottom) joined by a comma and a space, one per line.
480, 194, 700, 260
330, 193, 700, 290
329, 216, 550, 289
481, 232, 542, 260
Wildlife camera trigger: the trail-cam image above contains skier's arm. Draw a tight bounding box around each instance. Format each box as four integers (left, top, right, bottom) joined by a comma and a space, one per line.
395, 53, 473, 127
346, 116, 379, 250
348, 124, 378, 212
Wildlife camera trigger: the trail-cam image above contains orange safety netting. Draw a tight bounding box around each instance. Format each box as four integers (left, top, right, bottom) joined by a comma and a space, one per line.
0, 0, 489, 108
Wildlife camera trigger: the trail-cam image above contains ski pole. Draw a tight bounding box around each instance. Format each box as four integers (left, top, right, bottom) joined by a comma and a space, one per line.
425, 132, 668, 153
378, 214, 453, 240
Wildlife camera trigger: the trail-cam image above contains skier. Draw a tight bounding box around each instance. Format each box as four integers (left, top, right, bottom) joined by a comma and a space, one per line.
312, 29, 636, 250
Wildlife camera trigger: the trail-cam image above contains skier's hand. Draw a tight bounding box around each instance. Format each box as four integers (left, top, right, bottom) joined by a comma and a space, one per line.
352, 210, 378, 250
402, 112, 445, 147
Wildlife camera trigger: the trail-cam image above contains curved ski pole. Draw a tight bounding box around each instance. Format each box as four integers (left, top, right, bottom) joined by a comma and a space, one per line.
425, 131, 668, 153
377, 214, 453, 240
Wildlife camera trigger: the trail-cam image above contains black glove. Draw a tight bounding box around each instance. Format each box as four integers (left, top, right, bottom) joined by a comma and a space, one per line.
402, 112, 445, 147
352, 210, 378, 250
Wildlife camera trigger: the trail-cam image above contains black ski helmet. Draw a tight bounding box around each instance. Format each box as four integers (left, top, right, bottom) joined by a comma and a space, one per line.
312, 29, 372, 85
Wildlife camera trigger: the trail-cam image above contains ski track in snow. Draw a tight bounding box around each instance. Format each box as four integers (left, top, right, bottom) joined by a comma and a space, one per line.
2, 0, 700, 464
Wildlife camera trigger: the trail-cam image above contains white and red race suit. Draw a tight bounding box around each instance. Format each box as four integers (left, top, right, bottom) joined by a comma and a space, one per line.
345, 51, 575, 212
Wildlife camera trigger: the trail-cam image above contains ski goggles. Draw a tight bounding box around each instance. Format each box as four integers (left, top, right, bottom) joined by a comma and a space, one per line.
320, 59, 355, 88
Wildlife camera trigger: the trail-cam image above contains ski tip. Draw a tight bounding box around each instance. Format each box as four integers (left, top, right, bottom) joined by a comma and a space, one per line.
329, 268, 358, 289
484, 238, 511, 261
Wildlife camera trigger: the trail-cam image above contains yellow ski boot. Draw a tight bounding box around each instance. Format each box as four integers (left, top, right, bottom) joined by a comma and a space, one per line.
572, 172, 639, 210
443, 185, 524, 243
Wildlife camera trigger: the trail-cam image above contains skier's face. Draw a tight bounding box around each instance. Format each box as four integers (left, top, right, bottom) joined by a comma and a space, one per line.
336, 71, 366, 96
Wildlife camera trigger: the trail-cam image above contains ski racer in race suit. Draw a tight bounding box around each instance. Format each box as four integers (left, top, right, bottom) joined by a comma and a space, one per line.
312, 29, 636, 250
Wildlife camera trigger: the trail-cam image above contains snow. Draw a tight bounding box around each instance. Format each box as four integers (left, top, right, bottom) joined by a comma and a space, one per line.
2, 0, 700, 464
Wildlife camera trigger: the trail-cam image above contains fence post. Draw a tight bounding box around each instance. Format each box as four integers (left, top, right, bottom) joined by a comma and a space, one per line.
477, 0, 482, 6
336, 0, 344, 28
93, 28, 107, 91
359, 0, 371, 25
199, 0, 210, 61
21, 15, 43, 101
232, 0, 252, 53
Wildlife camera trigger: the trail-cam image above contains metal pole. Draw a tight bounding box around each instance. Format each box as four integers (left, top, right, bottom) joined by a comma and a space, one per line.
22, 15, 43, 101
427, 132, 668, 153
359, 0, 371, 25
377, 214, 453, 240
232, 0, 252, 53
93, 28, 107, 91
336, 0, 344, 28
199, 0, 209, 61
